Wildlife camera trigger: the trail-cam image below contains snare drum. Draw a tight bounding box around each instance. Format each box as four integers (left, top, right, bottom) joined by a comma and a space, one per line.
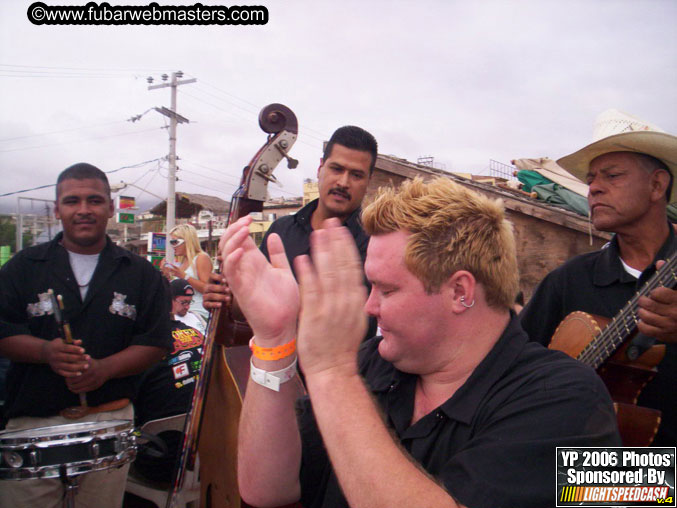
0, 420, 136, 480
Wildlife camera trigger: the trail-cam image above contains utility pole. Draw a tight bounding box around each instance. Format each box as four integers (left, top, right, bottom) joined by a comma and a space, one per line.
15, 197, 58, 253
147, 70, 196, 263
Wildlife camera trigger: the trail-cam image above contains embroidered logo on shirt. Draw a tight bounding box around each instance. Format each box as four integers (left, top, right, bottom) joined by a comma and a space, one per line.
108, 292, 137, 320
27, 292, 55, 317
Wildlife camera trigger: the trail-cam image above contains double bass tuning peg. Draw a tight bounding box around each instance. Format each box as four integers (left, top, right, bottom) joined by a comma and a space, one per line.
276, 141, 299, 169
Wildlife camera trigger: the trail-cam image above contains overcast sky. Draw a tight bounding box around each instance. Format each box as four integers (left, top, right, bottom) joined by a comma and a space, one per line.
1, 0, 675, 216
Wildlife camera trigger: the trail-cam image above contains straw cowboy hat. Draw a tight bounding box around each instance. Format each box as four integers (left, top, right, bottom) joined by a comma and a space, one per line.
557, 109, 677, 203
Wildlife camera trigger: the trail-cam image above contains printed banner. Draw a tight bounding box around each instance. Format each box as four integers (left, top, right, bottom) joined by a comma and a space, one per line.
117, 212, 135, 224
148, 232, 166, 253
557, 447, 675, 507
117, 195, 135, 209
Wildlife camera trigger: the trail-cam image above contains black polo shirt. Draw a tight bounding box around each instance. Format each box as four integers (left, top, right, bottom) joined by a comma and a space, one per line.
259, 199, 369, 278
0, 233, 172, 420
260, 199, 376, 339
520, 226, 677, 445
296, 316, 620, 508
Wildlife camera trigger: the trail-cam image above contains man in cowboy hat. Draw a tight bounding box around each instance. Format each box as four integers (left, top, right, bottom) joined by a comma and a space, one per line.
520, 111, 677, 445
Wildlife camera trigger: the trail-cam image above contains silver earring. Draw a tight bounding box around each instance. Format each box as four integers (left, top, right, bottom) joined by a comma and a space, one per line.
460, 296, 475, 308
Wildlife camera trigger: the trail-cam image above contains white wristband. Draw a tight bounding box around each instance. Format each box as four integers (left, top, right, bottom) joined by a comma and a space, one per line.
250, 356, 298, 392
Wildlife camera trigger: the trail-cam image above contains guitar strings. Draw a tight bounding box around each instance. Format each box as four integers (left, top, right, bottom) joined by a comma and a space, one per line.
577, 256, 676, 367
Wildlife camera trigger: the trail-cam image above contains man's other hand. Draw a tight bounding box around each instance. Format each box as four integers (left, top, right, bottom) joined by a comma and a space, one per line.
203, 272, 232, 310
43, 338, 90, 378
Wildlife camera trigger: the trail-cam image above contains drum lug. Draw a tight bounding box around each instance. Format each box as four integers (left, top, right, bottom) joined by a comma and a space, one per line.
90, 441, 100, 459
2, 451, 23, 468
117, 432, 131, 452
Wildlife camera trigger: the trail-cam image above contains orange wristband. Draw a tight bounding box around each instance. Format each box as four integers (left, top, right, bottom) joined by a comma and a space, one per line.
249, 337, 296, 361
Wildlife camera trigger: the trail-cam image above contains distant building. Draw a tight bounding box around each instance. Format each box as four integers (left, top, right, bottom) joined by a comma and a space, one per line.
263, 195, 303, 221
303, 180, 319, 205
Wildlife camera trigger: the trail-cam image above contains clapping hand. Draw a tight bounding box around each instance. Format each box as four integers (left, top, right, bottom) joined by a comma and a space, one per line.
221, 216, 299, 345
295, 219, 368, 378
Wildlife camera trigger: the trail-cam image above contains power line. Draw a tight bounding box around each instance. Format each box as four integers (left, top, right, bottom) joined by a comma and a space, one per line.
195, 78, 261, 109
188, 75, 330, 141
0, 120, 126, 143
0, 183, 57, 198
180, 159, 245, 184
180, 90, 325, 154
0, 63, 168, 72
177, 178, 239, 196
107, 158, 167, 175
0, 158, 165, 197
0, 70, 128, 78
131, 167, 162, 203
178, 167, 240, 188
177, 167, 302, 199
0, 126, 164, 153
192, 84, 259, 116
181, 90, 255, 125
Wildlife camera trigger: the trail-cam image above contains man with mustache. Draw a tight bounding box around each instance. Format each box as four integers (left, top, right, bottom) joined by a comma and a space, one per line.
0, 163, 172, 507
205, 126, 378, 336
520, 120, 677, 446
259, 125, 377, 277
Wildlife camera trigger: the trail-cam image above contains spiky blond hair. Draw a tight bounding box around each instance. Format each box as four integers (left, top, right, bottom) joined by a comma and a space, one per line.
362, 177, 518, 309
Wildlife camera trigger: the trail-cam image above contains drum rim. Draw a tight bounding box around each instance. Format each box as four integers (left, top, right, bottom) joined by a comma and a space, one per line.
0, 419, 134, 445
0, 448, 137, 480
0, 420, 137, 480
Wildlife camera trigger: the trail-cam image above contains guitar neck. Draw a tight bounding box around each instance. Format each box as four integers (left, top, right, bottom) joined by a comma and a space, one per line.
577, 255, 677, 368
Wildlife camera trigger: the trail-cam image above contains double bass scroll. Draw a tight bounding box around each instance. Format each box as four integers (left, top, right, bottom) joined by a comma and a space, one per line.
214, 103, 299, 349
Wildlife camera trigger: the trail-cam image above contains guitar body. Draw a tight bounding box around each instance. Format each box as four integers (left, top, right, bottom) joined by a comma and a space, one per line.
550, 311, 665, 446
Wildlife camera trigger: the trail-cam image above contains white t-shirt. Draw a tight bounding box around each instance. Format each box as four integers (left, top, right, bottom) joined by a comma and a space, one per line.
620, 258, 642, 279
67, 250, 100, 299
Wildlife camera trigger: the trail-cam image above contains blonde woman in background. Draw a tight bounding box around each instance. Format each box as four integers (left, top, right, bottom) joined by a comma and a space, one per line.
161, 224, 213, 319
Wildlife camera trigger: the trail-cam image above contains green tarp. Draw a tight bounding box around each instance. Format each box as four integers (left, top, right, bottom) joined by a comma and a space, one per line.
517, 170, 589, 216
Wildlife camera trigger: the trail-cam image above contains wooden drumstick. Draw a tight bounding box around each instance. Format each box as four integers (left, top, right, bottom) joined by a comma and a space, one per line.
50, 291, 88, 407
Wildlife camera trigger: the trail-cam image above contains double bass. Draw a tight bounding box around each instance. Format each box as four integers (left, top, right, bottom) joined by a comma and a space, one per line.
168, 104, 298, 508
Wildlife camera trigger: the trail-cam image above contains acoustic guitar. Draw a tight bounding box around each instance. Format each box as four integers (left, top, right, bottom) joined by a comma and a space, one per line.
549, 255, 676, 446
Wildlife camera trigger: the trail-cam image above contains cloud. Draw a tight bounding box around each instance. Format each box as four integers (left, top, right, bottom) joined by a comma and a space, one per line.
1, 0, 675, 215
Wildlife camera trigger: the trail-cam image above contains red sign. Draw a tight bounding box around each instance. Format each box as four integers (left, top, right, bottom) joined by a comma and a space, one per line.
117, 196, 135, 209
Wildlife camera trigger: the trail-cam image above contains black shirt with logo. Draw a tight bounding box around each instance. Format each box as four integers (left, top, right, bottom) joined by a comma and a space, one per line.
0, 233, 172, 421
